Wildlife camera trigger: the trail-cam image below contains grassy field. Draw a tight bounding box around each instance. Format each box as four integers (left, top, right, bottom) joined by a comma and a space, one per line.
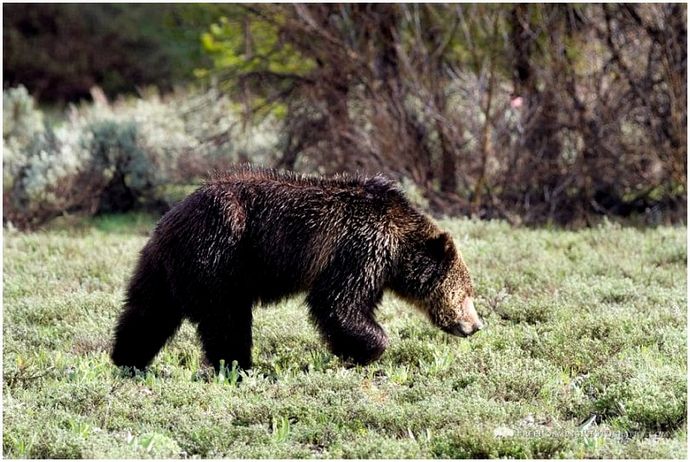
3, 214, 687, 458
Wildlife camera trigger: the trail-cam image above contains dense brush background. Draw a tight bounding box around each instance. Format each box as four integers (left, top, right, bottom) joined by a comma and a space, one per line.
3, 4, 686, 228
2, 3, 687, 458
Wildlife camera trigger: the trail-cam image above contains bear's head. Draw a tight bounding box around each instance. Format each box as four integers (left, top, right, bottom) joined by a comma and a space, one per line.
393, 230, 483, 337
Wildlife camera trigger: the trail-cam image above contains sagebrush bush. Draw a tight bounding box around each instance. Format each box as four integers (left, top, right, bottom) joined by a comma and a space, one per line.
4, 121, 99, 229
3, 86, 282, 229
88, 121, 157, 213
3, 86, 46, 192
3, 86, 44, 143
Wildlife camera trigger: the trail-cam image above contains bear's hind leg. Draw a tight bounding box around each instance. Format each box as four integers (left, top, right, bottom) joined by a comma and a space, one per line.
197, 307, 253, 372
111, 265, 183, 370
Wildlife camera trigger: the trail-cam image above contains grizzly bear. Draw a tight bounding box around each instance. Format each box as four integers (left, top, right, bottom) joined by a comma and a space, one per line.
111, 167, 483, 371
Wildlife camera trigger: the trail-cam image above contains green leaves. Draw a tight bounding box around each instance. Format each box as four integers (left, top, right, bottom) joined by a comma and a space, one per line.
200, 14, 315, 85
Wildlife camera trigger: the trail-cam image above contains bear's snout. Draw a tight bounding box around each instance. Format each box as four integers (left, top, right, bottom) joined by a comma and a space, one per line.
444, 296, 484, 337
441, 321, 483, 337
461, 296, 484, 334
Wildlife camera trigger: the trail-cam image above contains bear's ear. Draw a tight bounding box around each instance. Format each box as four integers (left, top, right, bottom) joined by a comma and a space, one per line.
425, 232, 456, 263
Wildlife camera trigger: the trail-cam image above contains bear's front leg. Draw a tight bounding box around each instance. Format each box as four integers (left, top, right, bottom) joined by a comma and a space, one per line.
307, 290, 389, 366
324, 314, 389, 365
197, 308, 253, 372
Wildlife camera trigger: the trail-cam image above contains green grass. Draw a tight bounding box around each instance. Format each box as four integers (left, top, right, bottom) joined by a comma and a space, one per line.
3, 214, 687, 458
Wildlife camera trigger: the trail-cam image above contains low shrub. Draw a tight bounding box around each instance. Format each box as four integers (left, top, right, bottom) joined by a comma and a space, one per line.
3, 86, 282, 229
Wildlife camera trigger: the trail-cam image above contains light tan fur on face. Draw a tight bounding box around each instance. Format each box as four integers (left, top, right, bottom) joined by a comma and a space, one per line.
459, 296, 483, 332
426, 248, 482, 335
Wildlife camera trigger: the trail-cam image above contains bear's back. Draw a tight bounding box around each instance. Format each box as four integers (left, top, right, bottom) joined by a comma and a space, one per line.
205, 167, 408, 227
156, 167, 433, 303
205, 168, 420, 288
207, 166, 398, 198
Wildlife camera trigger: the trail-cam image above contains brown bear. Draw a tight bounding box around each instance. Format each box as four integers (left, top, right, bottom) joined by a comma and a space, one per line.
111, 167, 483, 371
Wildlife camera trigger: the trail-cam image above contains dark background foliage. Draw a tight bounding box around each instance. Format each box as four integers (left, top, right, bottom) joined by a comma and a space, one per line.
3, 3, 213, 102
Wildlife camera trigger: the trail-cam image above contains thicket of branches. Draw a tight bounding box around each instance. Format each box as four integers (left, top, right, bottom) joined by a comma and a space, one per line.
205, 4, 686, 225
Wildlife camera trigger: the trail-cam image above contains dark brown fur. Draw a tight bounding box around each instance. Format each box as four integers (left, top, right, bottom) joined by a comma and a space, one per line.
111, 167, 481, 371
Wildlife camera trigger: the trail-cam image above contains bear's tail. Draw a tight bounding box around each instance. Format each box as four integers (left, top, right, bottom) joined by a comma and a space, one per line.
111, 253, 183, 370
